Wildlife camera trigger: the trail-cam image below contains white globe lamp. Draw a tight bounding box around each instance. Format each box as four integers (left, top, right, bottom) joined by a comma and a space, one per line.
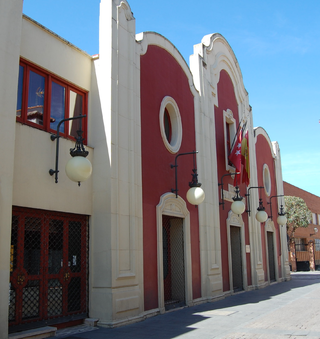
256, 199, 268, 223
231, 200, 246, 215
187, 186, 205, 205
231, 186, 245, 215
66, 156, 92, 184
277, 205, 287, 226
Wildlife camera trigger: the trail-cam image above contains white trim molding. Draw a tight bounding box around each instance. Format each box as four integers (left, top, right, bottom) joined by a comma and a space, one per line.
265, 219, 279, 283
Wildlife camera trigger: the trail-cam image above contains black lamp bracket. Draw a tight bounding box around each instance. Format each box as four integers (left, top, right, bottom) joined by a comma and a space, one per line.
171, 151, 200, 198
267, 194, 284, 220
49, 115, 87, 184
218, 172, 240, 210
278, 204, 286, 216
245, 186, 264, 215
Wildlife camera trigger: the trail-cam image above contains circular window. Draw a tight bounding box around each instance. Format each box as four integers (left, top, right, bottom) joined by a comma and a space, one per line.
159, 96, 182, 154
263, 164, 271, 196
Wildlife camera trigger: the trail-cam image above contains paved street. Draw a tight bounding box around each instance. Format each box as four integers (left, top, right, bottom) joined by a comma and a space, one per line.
56, 272, 320, 339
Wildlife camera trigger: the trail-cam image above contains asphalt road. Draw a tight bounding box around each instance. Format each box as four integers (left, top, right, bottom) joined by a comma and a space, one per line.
56, 272, 320, 339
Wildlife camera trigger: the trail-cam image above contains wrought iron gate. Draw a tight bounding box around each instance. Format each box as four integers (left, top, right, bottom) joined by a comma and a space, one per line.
9, 207, 88, 332
267, 232, 276, 281
162, 216, 185, 310
230, 226, 243, 292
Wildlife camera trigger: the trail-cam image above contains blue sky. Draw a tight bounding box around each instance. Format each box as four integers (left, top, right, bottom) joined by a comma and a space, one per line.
23, 0, 320, 196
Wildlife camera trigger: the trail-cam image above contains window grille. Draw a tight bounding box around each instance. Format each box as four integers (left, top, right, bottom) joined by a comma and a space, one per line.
295, 238, 307, 252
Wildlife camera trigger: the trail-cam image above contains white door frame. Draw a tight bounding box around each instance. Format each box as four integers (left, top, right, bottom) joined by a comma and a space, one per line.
156, 192, 192, 313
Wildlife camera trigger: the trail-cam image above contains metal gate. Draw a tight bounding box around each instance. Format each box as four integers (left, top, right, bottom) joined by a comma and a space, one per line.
9, 207, 88, 332
267, 231, 276, 281
162, 216, 185, 310
230, 226, 243, 292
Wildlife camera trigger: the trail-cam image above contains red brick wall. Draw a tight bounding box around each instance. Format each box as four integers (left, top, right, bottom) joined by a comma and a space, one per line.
284, 181, 320, 241
283, 182, 320, 214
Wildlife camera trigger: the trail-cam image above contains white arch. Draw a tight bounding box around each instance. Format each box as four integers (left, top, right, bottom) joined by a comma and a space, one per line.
226, 210, 248, 292
156, 192, 193, 313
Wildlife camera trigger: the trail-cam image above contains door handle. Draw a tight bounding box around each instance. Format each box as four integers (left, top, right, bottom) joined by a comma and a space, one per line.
64, 272, 70, 281
17, 273, 25, 285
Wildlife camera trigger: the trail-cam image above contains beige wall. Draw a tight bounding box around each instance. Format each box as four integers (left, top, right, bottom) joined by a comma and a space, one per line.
13, 17, 94, 214
21, 17, 92, 91
13, 124, 93, 215
89, 0, 144, 326
0, 1, 24, 338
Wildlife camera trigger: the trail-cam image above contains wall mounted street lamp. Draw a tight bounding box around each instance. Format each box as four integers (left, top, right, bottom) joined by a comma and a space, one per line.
49, 115, 92, 186
256, 199, 268, 223
218, 173, 245, 215
171, 151, 205, 205
277, 204, 287, 226
267, 195, 285, 223
245, 186, 268, 223
310, 227, 319, 236
231, 186, 246, 215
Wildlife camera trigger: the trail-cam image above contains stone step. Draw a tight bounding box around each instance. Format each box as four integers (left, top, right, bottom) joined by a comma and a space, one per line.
9, 326, 57, 339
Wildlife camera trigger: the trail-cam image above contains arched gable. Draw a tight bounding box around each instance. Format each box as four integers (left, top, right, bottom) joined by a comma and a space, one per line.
254, 126, 276, 158
192, 33, 249, 118
136, 31, 198, 97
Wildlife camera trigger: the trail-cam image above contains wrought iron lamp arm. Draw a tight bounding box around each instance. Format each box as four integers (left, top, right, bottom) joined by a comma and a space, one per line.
267, 194, 284, 220
49, 115, 87, 183
171, 151, 198, 198
245, 186, 264, 215
218, 172, 240, 210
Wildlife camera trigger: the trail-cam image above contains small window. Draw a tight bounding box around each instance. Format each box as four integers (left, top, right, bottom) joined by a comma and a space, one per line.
164, 108, 172, 143
69, 90, 84, 138
263, 164, 271, 196
16, 65, 24, 118
159, 96, 182, 154
294, 238, 307, 251
312, 213, 317, 225
27, 70, 45, 126
16, 59, 88, 143
50, 81, 66, 133
223, 109, 236, 171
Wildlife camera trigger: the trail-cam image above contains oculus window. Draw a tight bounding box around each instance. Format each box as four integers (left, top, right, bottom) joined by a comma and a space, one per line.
159, 96, 182, 154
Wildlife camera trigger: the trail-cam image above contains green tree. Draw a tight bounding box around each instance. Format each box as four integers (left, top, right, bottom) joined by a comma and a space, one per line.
284, 196, 311, 271
284, 195, 311, 240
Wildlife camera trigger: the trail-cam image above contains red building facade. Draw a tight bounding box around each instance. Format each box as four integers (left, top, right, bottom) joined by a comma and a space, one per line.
1, 1, 291, 335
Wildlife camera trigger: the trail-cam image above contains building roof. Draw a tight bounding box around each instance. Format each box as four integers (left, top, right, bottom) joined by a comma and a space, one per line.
284, 181, 320, 213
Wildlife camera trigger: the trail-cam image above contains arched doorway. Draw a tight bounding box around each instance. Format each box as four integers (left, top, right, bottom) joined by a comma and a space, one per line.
156, 193, 192, 313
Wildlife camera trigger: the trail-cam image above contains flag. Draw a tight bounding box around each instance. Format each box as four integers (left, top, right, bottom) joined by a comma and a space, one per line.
241, 130, 250, 186
228, 128, 242, 185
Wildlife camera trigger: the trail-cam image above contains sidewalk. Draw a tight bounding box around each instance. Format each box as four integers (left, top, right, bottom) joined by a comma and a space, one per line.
55, 272, 320, 339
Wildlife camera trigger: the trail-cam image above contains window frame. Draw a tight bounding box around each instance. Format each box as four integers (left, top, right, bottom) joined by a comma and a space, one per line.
263, 164, 271, 197
159, 96, 182, 154
312, 213, 317, 225
223, 109, 236, 171
16, 59, 88, 144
